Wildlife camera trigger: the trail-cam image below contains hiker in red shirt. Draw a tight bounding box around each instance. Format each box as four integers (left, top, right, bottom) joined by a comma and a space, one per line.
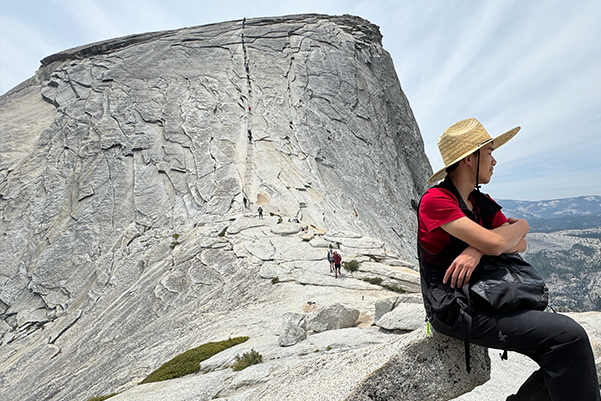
332, 251, 342, 278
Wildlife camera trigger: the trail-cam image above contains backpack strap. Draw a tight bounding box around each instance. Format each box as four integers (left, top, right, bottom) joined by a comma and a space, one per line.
457, 290, 473, 373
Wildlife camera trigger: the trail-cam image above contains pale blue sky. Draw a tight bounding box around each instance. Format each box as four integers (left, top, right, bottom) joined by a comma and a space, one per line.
1, 0, 600, 201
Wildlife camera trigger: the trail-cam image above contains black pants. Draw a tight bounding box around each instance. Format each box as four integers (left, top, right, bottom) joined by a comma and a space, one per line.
432, 309, 600, 401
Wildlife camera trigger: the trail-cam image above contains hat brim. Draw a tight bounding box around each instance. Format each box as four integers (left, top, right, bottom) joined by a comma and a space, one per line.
426, 126, 520, 185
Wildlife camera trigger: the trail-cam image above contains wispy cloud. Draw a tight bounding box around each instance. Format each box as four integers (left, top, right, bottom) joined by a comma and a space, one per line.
386, 0, 601, 199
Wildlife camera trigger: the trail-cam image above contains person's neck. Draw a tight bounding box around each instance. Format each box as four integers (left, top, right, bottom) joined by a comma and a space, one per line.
448, 175, 476, 208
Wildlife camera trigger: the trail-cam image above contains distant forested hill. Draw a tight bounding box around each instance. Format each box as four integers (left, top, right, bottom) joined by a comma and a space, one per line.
498, 196, 601, 311
499, 196, 601, 232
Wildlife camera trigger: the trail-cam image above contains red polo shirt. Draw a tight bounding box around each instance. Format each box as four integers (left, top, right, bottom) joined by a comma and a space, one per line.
418, 187, 508, 254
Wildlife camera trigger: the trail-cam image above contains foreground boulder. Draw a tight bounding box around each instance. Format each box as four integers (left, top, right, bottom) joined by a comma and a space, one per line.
279, 303, 360, 346
306, 303, 360, 333
278, 312, 307, 346
376, 302, 425, 331
346, 330, 490, 401
374, 293, 423, 322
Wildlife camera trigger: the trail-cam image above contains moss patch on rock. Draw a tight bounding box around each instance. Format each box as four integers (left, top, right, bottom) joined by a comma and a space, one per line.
140, 336, 249, 384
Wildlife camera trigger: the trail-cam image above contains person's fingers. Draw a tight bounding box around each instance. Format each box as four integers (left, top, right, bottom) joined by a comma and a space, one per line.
445, 261, 472, 288
446, 265, 459, 287
463, 270, 472, 287
451, 265, 462, 288
443, 265, 454, 284
456, 267, 467, 288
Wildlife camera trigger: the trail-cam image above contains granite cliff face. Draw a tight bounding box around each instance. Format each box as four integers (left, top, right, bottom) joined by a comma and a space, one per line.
1, 14, 596, 401
0, 14, 434, 400
1, 12, 428, 315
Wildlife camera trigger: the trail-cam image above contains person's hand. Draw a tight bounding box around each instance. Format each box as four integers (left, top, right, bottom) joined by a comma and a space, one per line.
508, 217, 530, 231
444, 247, 482, 288
506, 217, 528, 253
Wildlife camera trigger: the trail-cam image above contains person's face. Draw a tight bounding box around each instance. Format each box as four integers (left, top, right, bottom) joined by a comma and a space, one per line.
477, 143, 497, 184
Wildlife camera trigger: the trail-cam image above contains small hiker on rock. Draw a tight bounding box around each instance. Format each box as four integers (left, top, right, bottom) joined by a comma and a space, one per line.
327, 246, 334, 273
333, 251, 342, 279
248, 129, 252, 143
257, 206, 263, 219
243, 196, 248, 208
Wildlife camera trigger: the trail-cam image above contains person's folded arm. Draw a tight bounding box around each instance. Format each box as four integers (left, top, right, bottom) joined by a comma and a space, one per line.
441, 216, 529, 256
440, 217, 529, 288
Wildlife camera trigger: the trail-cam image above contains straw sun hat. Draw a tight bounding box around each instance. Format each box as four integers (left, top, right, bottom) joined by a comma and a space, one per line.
426, 118, 520, 185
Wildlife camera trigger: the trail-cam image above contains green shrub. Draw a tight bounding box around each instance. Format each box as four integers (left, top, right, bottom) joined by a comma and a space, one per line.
271, 277, 279, 284
362, 277, 383, 286
360, 277, 404, 293
382, 284, 405, 294
342, 259, 359, 272
170, 233, 181, 249
140, 337, 249, 384
231, 349, 263, 371
87, 394, 119, 401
